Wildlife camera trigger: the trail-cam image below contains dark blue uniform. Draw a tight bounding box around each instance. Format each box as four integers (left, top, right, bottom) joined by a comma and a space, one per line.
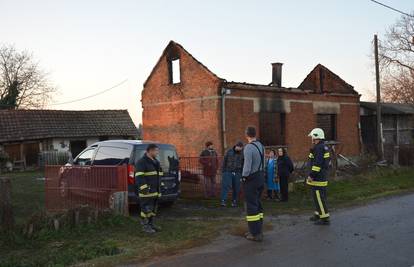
307, 141, 331, 220
135, 154, 163, 221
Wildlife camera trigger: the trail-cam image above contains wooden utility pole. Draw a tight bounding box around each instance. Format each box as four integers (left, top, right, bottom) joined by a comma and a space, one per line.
374, 34, 384, 160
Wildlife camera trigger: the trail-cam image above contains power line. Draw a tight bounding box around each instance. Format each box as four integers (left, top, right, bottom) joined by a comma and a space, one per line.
370, 0, 414, 18
49, 79, 128, 106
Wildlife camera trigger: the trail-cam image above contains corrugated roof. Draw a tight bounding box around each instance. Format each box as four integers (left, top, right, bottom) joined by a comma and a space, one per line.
360, 101, 414, 115
0, 109, 138, 142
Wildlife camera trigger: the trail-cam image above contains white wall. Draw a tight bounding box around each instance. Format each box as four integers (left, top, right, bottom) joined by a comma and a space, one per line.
51, 136, 133, 152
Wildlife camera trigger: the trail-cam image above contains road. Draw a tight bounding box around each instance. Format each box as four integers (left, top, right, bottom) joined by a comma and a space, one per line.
142, 193, 414, 267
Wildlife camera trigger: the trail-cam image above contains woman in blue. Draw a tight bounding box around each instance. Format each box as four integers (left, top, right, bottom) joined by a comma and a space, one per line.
266, 150, 280, 200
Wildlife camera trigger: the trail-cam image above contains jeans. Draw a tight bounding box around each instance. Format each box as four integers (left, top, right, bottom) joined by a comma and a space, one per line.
221, 171, 241, 202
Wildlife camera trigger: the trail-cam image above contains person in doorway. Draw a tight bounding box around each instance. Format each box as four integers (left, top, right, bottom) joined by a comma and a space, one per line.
265, 150, 280, 200
242, 126, 265, 242
199, 141, 219, 198
135, 144, 163, 233
276, 148, 294, 202
307, 128, 331, 225
220, 141, 244, 207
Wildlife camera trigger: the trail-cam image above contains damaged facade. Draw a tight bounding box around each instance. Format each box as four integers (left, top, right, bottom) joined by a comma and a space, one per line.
141, 41, 361, 160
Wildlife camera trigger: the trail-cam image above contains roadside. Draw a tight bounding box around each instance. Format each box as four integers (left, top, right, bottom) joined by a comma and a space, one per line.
1, 168, 414, 266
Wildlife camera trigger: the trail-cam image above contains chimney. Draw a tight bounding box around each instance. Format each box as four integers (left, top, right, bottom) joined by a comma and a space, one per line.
271, 62, 283, 87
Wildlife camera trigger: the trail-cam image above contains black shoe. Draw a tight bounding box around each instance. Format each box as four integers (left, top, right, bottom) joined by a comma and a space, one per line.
142, 224, 156, 233
245, 233, 263, 242
314, 219, 330, 226
220, 200, 226, 207
309, 215, 319, 222
231, 200, 237, 207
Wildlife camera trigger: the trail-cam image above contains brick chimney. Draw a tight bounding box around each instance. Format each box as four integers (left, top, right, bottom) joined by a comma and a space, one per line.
271, 63, 283, 87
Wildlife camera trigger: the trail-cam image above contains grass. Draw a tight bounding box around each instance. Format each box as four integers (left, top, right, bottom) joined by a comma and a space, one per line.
1, 167, 414, 266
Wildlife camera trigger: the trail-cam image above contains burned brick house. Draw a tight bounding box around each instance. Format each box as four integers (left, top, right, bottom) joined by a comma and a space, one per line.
141, 41, 361, 160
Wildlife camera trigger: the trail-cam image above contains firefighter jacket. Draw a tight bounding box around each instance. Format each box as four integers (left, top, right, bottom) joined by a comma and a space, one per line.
135, 154, 163, 198
307, 141, 331, 187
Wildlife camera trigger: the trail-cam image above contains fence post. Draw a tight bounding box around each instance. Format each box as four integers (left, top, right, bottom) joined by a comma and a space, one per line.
0, 177, 14, 232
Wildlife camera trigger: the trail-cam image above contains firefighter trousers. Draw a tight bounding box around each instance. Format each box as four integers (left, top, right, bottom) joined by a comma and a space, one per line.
311, 186, 330, 220
243, 172, 265, 236
139, 196, 158, 220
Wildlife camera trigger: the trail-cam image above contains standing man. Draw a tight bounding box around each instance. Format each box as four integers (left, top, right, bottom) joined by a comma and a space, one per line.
199, 141, 219, 198
307, 128, 331, 225
135, 144, 163, 233
242, 126, 265, 242
220, 141, 244, 207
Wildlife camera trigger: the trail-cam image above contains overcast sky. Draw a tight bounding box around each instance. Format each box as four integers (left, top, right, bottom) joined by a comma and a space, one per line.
1, 0, 412, 125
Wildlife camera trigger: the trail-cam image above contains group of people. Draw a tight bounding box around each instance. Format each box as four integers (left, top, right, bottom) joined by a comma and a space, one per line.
134, 126, 331, 242
199, 141, 294, 208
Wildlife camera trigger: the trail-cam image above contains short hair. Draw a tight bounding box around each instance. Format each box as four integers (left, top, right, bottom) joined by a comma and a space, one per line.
245, 126, 256, 138
205, 141, 213, 147
146, 144, 159, 152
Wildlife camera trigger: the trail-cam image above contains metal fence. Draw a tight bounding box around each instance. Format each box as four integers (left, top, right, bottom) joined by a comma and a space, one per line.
45, 165, 128, 213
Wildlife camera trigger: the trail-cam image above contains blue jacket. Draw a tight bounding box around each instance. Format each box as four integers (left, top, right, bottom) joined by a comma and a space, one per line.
307, 141, 331, 187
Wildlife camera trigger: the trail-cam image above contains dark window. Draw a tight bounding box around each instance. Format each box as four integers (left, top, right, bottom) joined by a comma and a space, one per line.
70, 140, 87, 158
93, 146, 131, 165
134, 149, 179, 174
259, 112, 286, 146
75, 148, 95, 166
168, 58, 181, 84
317, 114, 337, 141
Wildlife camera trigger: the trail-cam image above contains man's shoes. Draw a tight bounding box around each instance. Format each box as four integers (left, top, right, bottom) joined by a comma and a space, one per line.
142, 224, 156, 234
314, 219, 330, 226
245, 232, 263, 242
309, 215, 319, 222
148, 218, 162, 231
231, 200, 237, 207
220, 200, 226, 207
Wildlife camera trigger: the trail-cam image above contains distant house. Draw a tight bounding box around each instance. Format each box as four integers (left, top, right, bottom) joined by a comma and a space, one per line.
360, 101, 414, 151
0, 109, 138, 166
141, 41, 361, 161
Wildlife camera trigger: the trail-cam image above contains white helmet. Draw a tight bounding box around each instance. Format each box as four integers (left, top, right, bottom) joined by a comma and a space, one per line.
308, 128, 325, 140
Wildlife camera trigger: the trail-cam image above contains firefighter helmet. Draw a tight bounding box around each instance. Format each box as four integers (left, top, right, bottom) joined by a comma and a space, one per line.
308, 128, 325, 140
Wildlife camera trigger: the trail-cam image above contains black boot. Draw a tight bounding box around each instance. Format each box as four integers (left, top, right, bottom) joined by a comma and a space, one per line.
309, 214, 319, 222
141, 218, 156, 233
148, 217, 162, 232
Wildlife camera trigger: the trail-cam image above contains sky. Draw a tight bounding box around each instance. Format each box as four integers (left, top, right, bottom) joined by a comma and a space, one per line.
0, 0, 412, 125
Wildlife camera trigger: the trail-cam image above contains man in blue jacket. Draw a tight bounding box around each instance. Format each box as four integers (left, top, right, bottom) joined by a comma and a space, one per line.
307, 128, 331, 225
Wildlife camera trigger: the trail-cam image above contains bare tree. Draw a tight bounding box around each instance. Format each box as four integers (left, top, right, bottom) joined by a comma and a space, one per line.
0, 44, 55, 109
379, 13, 414, 104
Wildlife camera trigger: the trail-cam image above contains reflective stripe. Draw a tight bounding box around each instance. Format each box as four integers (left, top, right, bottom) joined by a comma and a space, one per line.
316, 190, 329, 218
139, 184, 148, 190
311, 166, 321, 172
139, 192, 159, 198
308, 153, 314, 159
141, 211, 156, 218
259, 213, 264, 219
246, 214, 261, 222
306, 180, 328, 187
136, 171, 163, 177
158, 193, 162, 197
323, 152, 330, 158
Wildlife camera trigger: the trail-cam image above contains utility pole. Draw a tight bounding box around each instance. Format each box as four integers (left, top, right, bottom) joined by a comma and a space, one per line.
374, 34, 384, 161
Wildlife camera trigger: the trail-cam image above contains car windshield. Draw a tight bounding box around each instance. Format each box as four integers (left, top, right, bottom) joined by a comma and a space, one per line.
134, 148, 179, 174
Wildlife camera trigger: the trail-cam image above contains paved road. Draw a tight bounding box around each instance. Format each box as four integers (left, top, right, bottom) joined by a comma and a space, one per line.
142, 194, 414, 267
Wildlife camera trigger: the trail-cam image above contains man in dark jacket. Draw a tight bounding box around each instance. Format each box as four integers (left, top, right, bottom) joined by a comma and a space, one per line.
220, 141, 244, 207
199, 141, 219, 198
276, 148, 294, 202
135, 144, 163, 233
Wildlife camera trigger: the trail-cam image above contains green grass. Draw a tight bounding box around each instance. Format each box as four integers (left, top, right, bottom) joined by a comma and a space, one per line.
1, 167, 414, 266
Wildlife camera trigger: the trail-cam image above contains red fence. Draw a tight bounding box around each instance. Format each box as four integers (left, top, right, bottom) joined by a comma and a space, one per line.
45, 165, 128, 212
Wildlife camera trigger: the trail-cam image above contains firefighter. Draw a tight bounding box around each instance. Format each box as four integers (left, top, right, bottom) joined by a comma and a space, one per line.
135, 144, 163, 233
242, 126, 265, 241
307, 128, 331, 225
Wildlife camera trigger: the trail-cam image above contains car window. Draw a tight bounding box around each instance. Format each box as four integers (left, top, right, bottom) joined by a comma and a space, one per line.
93, 146, 131, 165
75, 148, 95, 166
134, 148, 179, 174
